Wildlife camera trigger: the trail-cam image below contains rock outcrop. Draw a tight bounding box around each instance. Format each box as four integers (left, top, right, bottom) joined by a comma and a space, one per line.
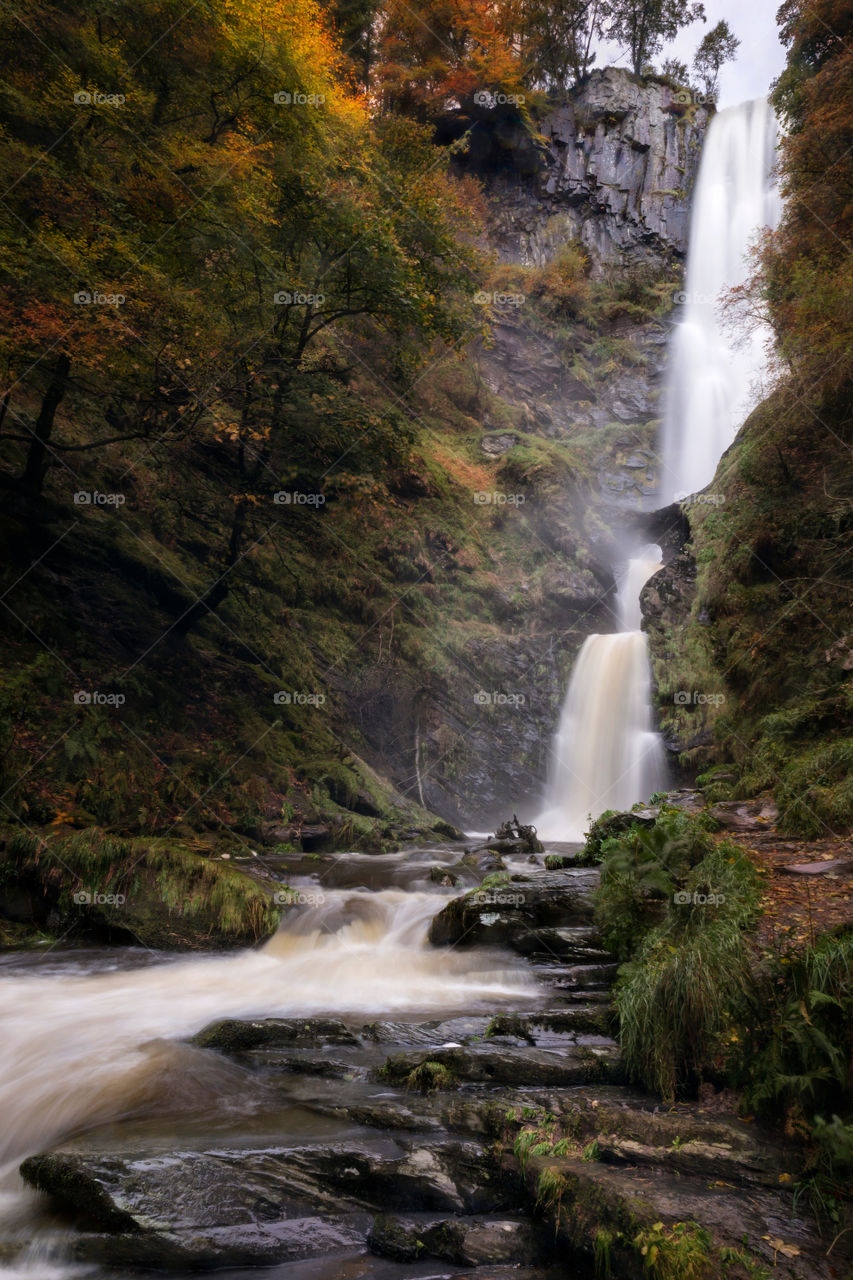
486, 69, 712, 271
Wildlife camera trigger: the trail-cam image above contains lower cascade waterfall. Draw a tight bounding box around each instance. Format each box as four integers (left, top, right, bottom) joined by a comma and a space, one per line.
536, 549, 667, 841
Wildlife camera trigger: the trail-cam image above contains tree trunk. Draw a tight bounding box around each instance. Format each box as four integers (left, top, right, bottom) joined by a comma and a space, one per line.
21, 354, 71, 496
172, 495, 248, 637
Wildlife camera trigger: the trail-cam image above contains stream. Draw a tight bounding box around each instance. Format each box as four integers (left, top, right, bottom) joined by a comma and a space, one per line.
0, 838, 612, 1280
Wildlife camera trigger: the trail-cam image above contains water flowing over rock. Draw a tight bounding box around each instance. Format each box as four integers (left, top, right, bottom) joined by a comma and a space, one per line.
536, 549, 667, 841
659, 97, 781, 502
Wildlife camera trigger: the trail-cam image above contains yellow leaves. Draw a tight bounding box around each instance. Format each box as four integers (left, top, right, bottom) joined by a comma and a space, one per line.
778, 1171, 793, 1183
762, 1236, 801, 1260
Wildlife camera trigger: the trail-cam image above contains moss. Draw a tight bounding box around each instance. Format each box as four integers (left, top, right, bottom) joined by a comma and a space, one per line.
0, 826, 282, 949
402, 1060, 457, 1094
651, 388, 853, 834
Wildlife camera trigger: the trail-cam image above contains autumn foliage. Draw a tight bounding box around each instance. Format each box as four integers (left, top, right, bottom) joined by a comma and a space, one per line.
0, 0, 481, 504
759, 0, 853, 406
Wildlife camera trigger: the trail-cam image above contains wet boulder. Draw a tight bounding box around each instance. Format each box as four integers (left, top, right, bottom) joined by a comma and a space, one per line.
369, 1213, 550, 1266
428, 869, 598, 950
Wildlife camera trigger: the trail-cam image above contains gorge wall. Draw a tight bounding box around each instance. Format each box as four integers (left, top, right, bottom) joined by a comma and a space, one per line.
487, 67, 711, 271
353, 69, 712, 829
0, 71, 712, 850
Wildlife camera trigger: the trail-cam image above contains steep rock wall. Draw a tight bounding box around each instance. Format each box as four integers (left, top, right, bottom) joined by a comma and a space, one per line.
488, 68, 712, 271
354, 74, 712, 830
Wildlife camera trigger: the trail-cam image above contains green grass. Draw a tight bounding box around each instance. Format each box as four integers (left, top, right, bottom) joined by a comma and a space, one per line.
632, 1221, 712, 1279
0, 827, 282, 947
596, 812, 762, 1100
403, 1060, 456, 1093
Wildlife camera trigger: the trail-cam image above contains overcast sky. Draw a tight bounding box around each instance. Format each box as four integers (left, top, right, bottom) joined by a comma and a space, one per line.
596, 0, 786, 108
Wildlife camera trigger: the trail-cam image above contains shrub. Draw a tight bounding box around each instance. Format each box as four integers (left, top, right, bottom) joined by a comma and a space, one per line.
598, 812, 762, 1099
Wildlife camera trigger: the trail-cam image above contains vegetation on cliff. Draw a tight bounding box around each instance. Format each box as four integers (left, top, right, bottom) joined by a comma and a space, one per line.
651, 0, 853, 838
0, 1, 691, 890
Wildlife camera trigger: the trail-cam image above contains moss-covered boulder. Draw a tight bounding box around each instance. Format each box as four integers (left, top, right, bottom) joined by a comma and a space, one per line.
0, 827, 282, 949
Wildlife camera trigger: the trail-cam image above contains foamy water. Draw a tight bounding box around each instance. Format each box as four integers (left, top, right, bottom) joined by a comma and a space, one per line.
0, 888, 537, 1174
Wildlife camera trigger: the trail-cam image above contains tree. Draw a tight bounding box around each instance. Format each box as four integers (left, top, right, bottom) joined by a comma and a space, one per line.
692, 19, 740, 98
660, 56, 689, 83
606, 0, 706, 77
511, 0, 611, 90
324, 0, 379, 85
752, 0, 853, 404
372, 0, 531, 122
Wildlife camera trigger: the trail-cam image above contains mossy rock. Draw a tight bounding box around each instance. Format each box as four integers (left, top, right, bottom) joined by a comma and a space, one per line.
0, 828, 281, 950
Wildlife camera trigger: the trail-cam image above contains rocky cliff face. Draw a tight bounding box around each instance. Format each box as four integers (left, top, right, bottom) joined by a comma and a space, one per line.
487, 68, 712, 272
355, 73, 712, 831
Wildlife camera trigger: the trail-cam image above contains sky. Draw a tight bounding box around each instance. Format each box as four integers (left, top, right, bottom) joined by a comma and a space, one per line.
596, 0, 787, 109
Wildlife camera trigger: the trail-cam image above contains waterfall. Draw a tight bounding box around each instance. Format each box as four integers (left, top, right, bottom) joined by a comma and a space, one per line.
536, 549, 667, 841
537, 97, 780, 841
659, 97, 781, 503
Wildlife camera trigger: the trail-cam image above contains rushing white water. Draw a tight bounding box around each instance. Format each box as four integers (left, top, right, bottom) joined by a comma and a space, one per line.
537, 550, 667, 840
659, 97, 781, 503
0, 888, 536, 1176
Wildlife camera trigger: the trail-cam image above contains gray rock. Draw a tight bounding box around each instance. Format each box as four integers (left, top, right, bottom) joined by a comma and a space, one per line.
428, 869, 599, 950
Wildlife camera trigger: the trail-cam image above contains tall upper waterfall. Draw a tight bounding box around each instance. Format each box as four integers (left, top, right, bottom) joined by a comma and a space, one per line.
536, 97, 781, 842
659, 97, 781, 503
536, 550, 667, 841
